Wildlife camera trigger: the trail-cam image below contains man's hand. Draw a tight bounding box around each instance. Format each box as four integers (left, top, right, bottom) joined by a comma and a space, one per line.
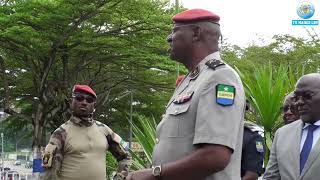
242, 171, 259, 180
126, 169, 155, 180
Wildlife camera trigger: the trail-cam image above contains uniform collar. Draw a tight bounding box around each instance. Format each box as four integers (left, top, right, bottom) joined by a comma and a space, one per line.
70, 115, 94, 127
302, 119, 320, 130
188, 51, 222, 80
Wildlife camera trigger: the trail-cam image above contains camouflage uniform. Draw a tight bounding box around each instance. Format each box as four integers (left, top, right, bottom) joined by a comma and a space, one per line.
42, 116, 129, 180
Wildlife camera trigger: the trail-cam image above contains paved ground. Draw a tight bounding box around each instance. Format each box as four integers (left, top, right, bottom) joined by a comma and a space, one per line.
1, 160, 265, 180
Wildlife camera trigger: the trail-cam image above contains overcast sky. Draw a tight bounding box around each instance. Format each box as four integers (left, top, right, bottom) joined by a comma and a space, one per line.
170, 0, 320, 47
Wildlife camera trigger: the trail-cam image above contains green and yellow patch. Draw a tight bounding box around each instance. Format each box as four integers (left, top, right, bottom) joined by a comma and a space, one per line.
216, 84, 235, 106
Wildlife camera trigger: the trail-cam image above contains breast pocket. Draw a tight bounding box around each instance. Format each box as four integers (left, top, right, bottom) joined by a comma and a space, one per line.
160, 103, 190, 137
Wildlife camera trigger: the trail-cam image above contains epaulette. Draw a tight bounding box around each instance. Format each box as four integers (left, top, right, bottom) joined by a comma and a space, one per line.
244, 121, 264, 133
205, 59, 225, 70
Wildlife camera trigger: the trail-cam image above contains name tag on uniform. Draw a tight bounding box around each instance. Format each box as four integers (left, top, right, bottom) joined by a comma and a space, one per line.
173, 91, 194, 104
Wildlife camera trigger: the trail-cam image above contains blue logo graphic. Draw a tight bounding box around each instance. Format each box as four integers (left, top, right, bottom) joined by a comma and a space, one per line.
292, 1, 318, 26
297, 1, 315, 19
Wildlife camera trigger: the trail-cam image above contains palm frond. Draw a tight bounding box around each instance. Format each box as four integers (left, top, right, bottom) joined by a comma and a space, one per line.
129, 115, 157, 170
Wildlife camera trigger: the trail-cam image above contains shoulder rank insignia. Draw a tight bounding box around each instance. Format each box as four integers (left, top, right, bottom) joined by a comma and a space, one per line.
256, 141, 264, 153
174, 91, 194, 104
205, 59, 225, 70
216, 84, 235, 106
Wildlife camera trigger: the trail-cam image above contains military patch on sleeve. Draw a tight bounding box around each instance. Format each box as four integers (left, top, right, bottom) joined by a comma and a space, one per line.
216, 84, 235, 106
256, 141, 264, 153
42, 144, 56, 168
112, 133, 129, 151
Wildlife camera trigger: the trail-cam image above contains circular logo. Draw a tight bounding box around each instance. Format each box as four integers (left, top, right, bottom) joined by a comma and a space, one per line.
296, 1, 315, 19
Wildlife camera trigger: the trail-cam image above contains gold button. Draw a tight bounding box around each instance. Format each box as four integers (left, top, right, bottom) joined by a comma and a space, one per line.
156, 138, 159, 144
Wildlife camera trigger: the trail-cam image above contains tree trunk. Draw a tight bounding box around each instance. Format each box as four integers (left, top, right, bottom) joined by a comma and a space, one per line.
33, 103, 44, 149
32, 103, 45, 173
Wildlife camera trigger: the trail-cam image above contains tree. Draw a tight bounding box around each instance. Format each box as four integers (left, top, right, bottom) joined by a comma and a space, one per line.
0, 0, 176, 156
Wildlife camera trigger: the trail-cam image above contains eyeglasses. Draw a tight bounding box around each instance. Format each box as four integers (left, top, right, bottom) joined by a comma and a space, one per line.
73, 94, 95, 103
293, 91, 318, 102
281, 105, 297, 113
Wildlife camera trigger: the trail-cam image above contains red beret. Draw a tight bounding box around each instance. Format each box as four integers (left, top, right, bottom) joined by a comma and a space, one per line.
172, 9, 220, 24
73, 85, 97, 98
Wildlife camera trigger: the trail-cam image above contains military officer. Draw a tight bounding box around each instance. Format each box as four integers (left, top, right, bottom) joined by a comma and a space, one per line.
241, 121, 265, 180
42, 85, 130, 180
127, 9, 245, 180
241, 101, 265, 180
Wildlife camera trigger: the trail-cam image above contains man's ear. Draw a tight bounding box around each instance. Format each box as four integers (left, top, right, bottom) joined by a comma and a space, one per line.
192, 26, 201, 41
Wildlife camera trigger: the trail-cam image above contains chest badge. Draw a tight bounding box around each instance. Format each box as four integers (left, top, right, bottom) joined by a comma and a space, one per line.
174, 91, 194, 104
190, 66, 200, 80
216, 84, 235, 106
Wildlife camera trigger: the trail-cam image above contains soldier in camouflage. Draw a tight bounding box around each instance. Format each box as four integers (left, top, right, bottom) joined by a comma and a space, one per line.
42, 85, 130, 180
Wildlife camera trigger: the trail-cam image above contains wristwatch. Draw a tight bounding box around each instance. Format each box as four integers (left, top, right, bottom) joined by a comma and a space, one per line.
152, 165, 162, 180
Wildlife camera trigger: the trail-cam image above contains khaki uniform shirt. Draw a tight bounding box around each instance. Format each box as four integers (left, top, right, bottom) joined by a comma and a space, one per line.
152, 52, 245, 180
42, 116, 129, 180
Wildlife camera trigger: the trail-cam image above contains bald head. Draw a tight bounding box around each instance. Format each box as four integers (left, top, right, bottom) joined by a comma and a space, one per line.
294, 73, 320, 123
296, 73, 320, 90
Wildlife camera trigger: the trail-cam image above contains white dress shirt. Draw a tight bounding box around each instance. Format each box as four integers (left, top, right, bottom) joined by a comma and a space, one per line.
300, 120, 320, 152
